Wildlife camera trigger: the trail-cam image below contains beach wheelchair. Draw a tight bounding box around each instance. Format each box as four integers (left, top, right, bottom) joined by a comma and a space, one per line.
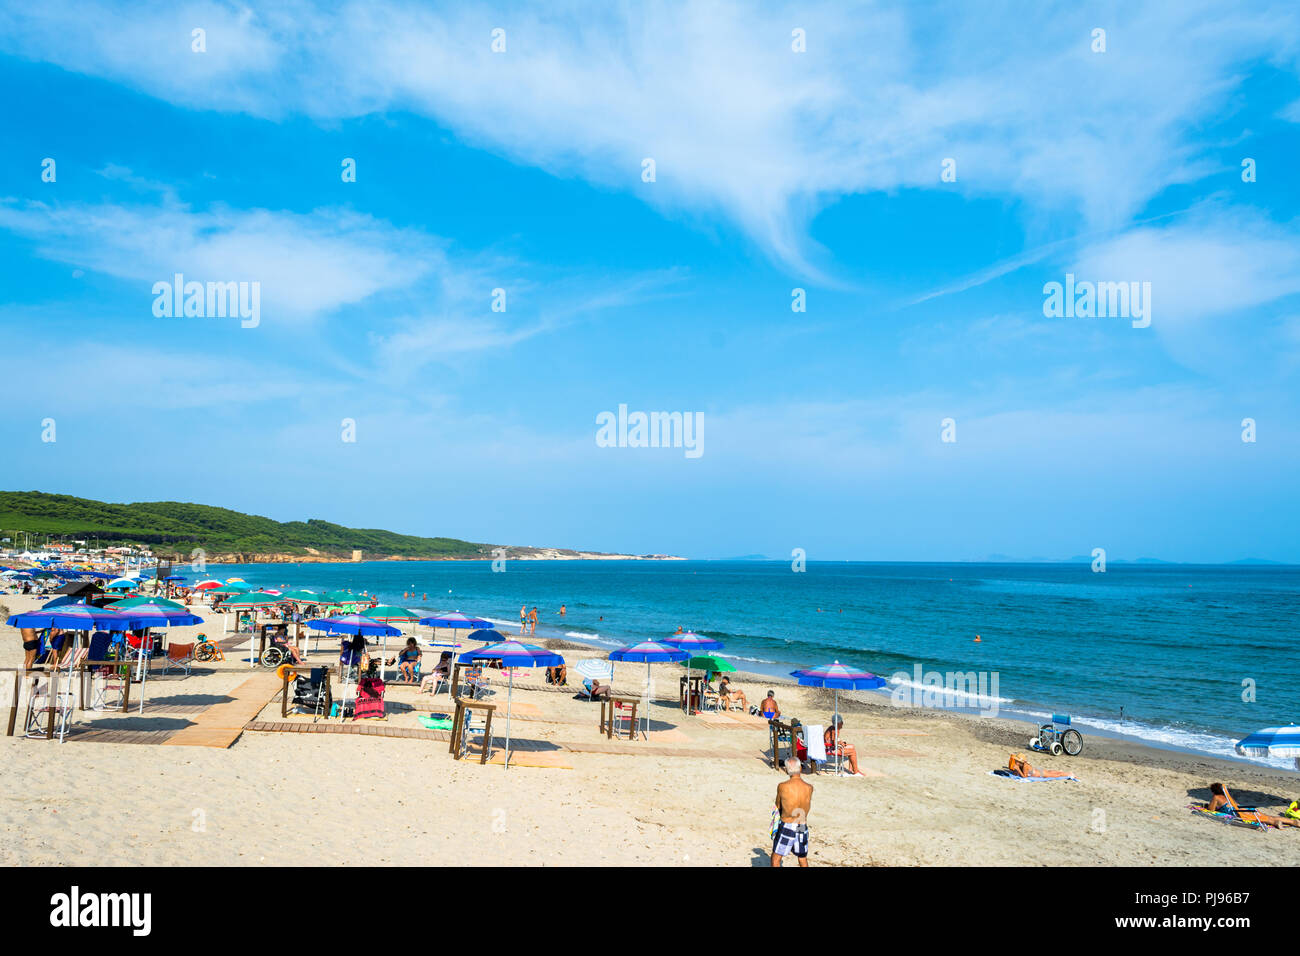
1029, 714, 1083, 756
193, 633, 224, 663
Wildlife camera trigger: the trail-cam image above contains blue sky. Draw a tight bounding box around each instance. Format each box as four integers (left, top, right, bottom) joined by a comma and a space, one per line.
1, 1, 1299, 562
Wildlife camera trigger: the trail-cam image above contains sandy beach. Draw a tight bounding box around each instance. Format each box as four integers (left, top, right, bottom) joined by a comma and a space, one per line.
0, 590, 1296, 867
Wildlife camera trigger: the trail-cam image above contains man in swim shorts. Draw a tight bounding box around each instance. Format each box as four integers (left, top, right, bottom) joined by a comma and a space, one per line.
771, 757, 813, 867
20, 628, 41, 669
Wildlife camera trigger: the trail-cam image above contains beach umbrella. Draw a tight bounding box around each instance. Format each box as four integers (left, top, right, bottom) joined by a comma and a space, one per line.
458, 635, 563, 769
790, 661, 887, 774
211, 582, 251, 594
309, 616, 402, 714
418, 612, 494, 656
225, 577, 245, 583
663, 632, 723, 713
109, 596, 186, 611
105, 578, 136, 590
162, 575, 186, 582
192, 580, 223, 590
1234, 725, 1300, 770
359, 607, 421, 675
683, 655, 735, 674
573, 659, 614, 680
609, 641, 689, 739
110, 603, 204, 628
361, 605, 421, 622
308, 614, 401, 636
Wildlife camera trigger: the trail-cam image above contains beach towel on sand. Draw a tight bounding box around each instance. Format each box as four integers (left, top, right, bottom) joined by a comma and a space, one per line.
989, 769, 1078, 782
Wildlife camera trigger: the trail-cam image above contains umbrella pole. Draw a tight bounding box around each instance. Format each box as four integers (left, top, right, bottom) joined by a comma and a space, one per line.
834, 690, 840, 775
504, 671, 513, 769
137, 635, 148, 715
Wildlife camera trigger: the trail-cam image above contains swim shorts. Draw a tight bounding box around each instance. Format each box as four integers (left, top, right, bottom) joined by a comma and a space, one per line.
771, 823, 809, 858
23, 639, 40, 652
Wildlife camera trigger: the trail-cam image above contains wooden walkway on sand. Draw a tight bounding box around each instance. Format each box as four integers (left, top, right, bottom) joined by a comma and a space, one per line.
161, 673, 283, 748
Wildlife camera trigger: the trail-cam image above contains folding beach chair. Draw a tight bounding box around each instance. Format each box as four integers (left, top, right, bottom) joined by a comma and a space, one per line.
25, 675, 75, 738
609, 698, 639, 740
462, 666, 489, 700
799, 724, 833, 774
162, 642, 196, 677
459, 707, 495, 760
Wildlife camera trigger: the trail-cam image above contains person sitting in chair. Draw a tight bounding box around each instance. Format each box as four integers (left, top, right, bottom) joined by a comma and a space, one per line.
387, 637, 421, 682
546, 664, 567, 686
270, 623, 303, 665
718, 675, 747, 710
824, 718, 868, 777
582, 678, 611, 700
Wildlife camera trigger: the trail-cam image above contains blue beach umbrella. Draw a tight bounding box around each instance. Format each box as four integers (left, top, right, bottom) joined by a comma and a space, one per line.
309, 615, 403, 718
1235, 725, 1300, 770
790, 661, 887, 773
608, 640, 689, 738
458, 635, 563, 769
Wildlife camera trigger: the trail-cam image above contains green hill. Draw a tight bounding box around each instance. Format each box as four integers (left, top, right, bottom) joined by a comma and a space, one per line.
0, 491, 490, 560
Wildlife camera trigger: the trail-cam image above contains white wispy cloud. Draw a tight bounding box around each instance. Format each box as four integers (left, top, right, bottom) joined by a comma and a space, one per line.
0, 196, 440, 320
3, 0, 1294, 273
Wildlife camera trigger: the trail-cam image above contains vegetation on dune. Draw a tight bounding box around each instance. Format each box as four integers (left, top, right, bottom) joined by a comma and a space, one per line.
0, 491, 489, 559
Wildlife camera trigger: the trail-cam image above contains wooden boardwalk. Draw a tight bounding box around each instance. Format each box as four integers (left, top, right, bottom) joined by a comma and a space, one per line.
162, 673, 282, 749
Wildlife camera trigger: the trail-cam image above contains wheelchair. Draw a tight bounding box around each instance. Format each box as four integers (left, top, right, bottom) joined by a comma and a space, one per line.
1029, 714, 1083, 756
193, 633, 224, 663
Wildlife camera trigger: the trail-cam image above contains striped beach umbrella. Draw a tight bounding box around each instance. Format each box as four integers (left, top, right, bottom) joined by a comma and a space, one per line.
419, 611, 493, 631
609, 641, 689, 739
109, 596, 186, 611
1235, 725, 1300, 770
192, 580, 223, 590
663, 632, 723, 713
790, 661, 887, 773
308, 614, 401, 637
459, 636, 563, 768
361, 605, 421, 622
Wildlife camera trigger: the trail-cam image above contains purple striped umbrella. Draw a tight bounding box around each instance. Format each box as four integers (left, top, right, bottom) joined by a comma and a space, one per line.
459, 634, 564, 768
608, 641, 689, 739
790, 661, 887, 773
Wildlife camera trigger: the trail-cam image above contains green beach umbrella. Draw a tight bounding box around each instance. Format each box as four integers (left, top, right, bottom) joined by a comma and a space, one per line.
281, 590, 320, 603
360, 605, 420, 621
211, 582, 251, 594
683, 655, 735, 674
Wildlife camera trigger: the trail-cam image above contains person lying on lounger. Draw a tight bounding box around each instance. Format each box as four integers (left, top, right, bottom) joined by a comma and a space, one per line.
581, 678, 610, 700
824, 718, 868, 776
1204, 782, 1300, 828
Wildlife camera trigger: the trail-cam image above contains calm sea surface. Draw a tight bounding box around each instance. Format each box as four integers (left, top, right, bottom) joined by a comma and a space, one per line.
198, 560, 1299, 767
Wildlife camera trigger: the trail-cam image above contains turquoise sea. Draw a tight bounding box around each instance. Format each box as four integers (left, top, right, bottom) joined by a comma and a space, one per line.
195, 560, 1299, 768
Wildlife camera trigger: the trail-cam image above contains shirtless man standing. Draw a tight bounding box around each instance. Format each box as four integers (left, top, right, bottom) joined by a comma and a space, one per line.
771, 757, 813, 867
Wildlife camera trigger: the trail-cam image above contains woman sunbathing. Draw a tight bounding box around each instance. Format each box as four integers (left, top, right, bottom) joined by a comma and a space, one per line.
1205, 783, 1300, 828
386, 638, 422, 681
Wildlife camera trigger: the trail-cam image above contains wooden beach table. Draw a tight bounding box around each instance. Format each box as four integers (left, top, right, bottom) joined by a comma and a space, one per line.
449, 697, 497, 764
600, 694, 640, 740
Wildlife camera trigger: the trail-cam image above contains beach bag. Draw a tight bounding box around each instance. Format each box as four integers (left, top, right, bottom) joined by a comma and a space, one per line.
1286, 801, 1300, 821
